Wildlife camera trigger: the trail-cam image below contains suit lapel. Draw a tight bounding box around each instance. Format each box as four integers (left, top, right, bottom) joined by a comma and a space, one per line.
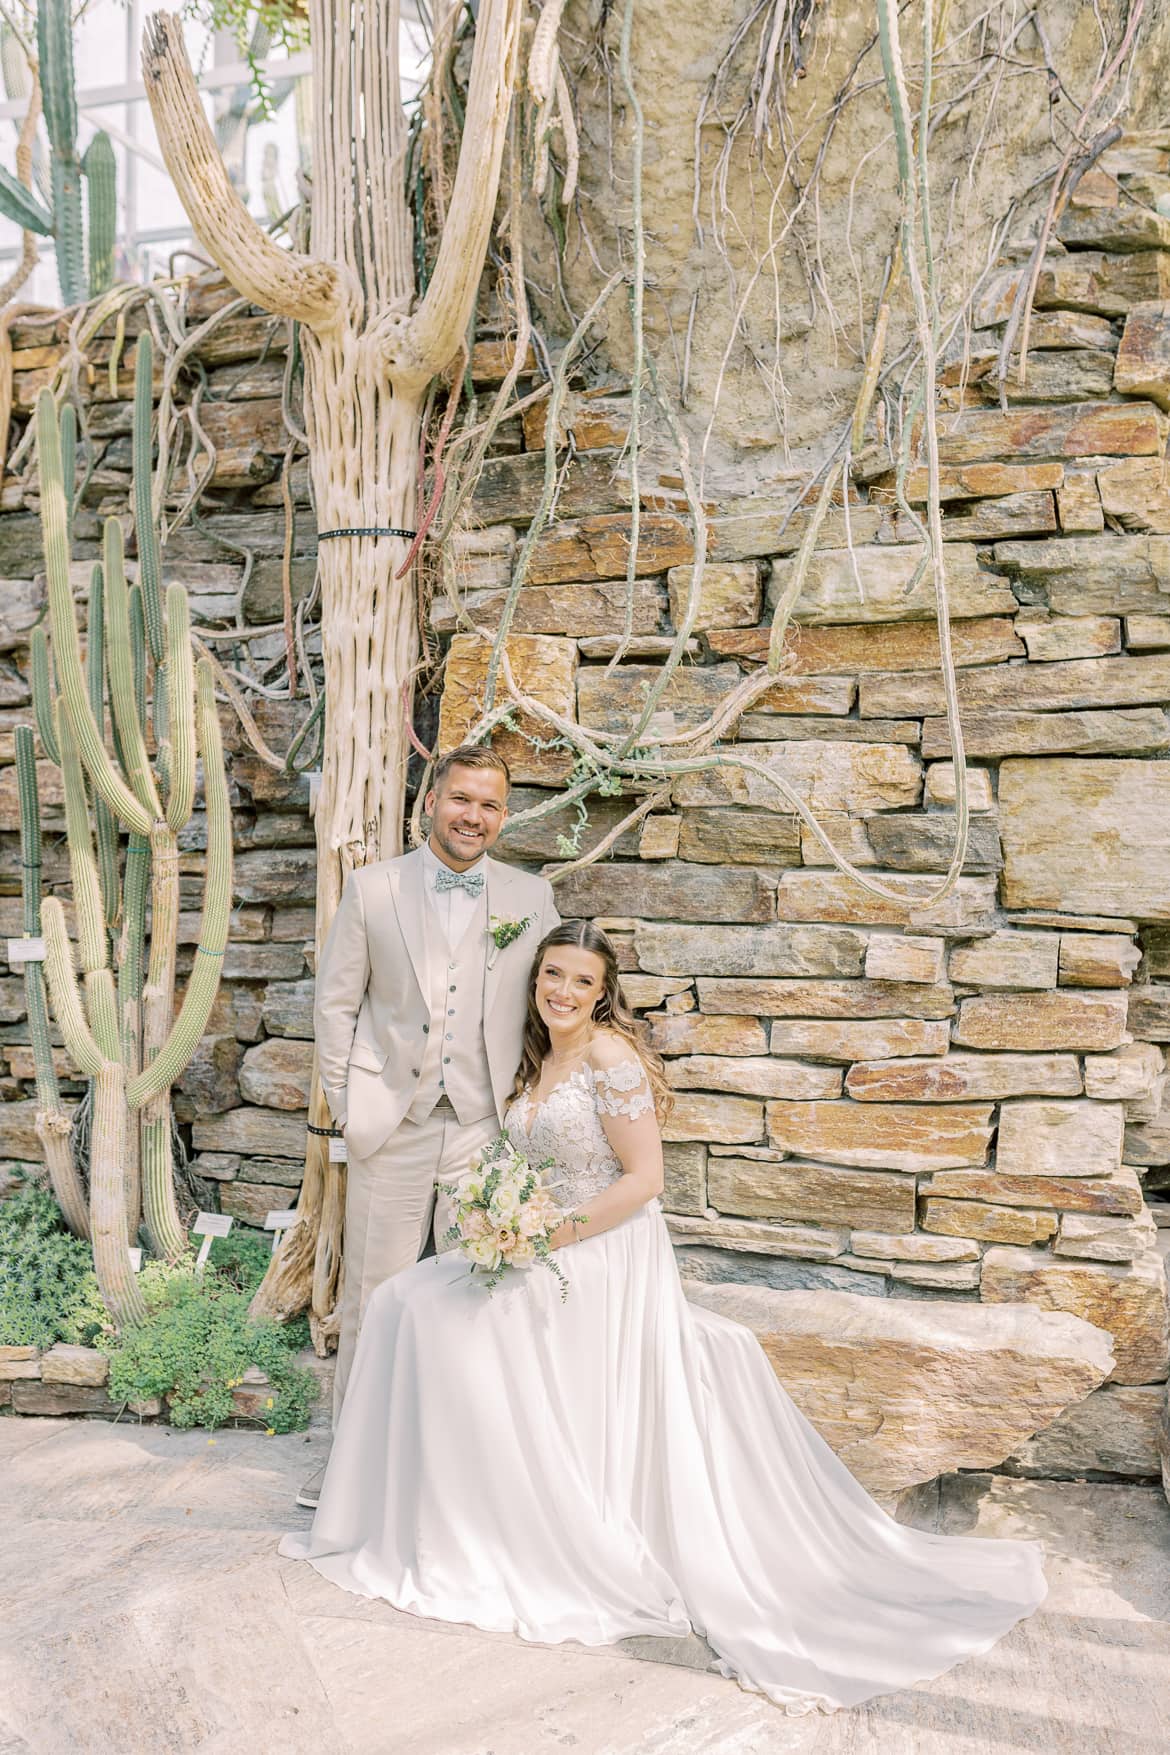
388, 848, 430, 1003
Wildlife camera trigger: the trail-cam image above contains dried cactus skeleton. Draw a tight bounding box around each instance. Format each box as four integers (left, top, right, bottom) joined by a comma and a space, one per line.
16, 337, 233, 1328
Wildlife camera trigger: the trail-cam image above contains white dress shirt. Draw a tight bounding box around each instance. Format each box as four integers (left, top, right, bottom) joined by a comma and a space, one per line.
421, 840, 487, 953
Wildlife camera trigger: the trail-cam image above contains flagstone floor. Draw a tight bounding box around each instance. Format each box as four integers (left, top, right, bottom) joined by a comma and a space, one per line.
1, 1411, 1167, 1755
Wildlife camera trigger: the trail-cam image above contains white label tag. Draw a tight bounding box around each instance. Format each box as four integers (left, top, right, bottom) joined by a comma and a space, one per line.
127, 1247, 143, 1272
307, 770, 323, 813
328, 1135, 348, 1163
7, 937, 45, 964
192, 1212, 234, 1238
264, 1207, 300, 1253
192, 1210, 233, 1271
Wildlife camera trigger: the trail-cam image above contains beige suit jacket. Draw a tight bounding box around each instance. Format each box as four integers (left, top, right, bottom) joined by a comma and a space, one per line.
314, 847, 560, 1159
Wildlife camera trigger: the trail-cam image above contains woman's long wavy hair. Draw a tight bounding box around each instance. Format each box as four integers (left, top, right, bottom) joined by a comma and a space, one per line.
513, 920, 672, 1118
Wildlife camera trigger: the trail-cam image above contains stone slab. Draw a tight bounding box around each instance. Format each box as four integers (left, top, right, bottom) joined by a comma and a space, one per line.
707, 1155, 916, 1232
919, 1164, 1144, 1216
633, 921, 865, 978
550, 862, 774, 924
845, 1053, 1081, 1102
980, 1246, 1170, 1385
698, 977, 956, 1018
1000, 758, 1170, 919
996, 1099, 1125, 1179
768, 1017, 952, 1060
764, 1100, 993, 1171
953, 990, 1130, 1051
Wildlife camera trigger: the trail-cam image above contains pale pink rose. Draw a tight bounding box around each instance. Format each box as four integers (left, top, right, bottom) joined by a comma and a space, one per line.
461, 1209, 491, 1241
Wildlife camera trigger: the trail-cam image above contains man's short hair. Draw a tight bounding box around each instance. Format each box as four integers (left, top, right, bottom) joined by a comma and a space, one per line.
430, 743, 511, 794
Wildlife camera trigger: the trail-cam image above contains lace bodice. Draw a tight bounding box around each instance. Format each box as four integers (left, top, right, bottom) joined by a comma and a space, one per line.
505, 1060, 655, 1211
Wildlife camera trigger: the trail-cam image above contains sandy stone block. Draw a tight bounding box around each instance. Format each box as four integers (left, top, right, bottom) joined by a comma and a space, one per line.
701, 978, 955, 1019
754, 616, 1024, 673
708, 1157, 916, 1232
1000, 757, 1170, 909
949, 932, 1059, 991
861, 815, 1002, 876
430, 578, 665, 638
924, 764, 995, 811
618, 975, 692, 1011
662, 1093, 763, 1144
1127, 986, 1170, 1040
921, 707, 1170, 760
644, 1013, 767, 1056
776, 871, 997, 931
673, 740, 922, 814
662, 1142, 706, 1217
935, 399, 1165, 464
890, 1260, 983, 1290
765, 1100, 992, 1172
553, 862, 773, 925
220, 1179, 301, 1226
683, 1280, 1114, 1493
0, 1354, 43, 1380
850, 1230, 981, 1263
997, 1099, 1125, 1179
922, 1198, 1058, 1246
677, 808, 802, 866
637, 815, 679, 860
919, 1164, 1144, 1216
747, 675, 857, 716
634, 922, 865, 979
1016, 615, 1120, 660
667, 561, 761, 630
439, 633, 577, 784
238, 1038, 314, 1110
1059, 934, 1142, 988
666, 1213, 847, 1261
767, 542, 1015, 624
1084, 1042, 1165, 1102
768, 1018, 951, 1062
1055, 1210, 1158, 1263
953, 989, 1129, 1051
1114, 301, 1170, 410
797, 814, 876, 869
1097, 457, 1170, 536
862, 652, 1170, 718
667, 1056, 841, 1101
526, 513, 692, 586
39, 1344, 109, 1387
192, 1108, 308, 1158
1125, 614, 1170, 647
864, 935, 945, 986
1055, 470, 1105, 534
980, 1245, 1170, 1385
1001, 1381, 1165, 1479
845, 1052, 1081, 1103
577, 661, 740, 736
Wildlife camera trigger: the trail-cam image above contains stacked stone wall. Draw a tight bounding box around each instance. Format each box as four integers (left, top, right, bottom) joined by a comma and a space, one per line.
1, 145, 1170, 1473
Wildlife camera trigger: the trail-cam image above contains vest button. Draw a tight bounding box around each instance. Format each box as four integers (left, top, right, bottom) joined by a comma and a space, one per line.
445, 1033, 453, 1041
410, 1067, 419, 1078
443, 1056, 451, 1065
422, 1024, 429, 1033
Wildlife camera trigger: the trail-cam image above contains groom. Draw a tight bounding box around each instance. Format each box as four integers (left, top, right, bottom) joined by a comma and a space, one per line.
303, 743, 559, 1503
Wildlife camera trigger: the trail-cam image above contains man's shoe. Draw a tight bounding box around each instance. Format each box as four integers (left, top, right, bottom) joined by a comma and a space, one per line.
296, 1461, 328, 1510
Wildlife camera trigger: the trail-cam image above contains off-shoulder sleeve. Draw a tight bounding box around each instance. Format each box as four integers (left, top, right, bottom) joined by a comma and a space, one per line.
591, 1059, 655, 1120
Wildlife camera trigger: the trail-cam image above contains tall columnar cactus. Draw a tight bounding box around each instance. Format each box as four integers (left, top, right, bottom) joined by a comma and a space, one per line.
14, 724, 89, 1240
23, 359, 234, 1327
0, 0, 119, 302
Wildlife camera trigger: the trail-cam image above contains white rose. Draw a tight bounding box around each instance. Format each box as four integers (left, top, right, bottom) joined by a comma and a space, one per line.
489, 1182, 522, 1222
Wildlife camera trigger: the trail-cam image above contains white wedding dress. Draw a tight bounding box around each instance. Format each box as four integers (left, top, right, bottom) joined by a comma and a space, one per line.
280, 1059, 1048, 1715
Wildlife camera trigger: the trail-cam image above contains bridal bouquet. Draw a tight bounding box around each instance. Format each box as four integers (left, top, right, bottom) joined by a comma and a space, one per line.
441, 1133, 571, 1299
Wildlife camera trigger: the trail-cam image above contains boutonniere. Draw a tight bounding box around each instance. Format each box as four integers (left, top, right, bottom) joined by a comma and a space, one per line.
487, 914, 533, 968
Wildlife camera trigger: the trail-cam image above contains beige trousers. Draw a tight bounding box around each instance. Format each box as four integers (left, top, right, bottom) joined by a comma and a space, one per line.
333, 1106, 499, 1421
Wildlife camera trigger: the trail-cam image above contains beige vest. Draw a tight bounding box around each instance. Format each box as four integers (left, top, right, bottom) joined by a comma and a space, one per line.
405, 905, 495, 1126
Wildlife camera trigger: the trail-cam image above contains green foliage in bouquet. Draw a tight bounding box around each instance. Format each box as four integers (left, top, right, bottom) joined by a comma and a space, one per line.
104, 1256, 317, 1432
0, 1185, 107, 1349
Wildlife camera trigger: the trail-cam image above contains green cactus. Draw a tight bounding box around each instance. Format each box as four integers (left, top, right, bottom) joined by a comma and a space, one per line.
0, 6, 119, 302
29, 379, 235, 1324
14, 724, 89, 1240
81, 131, 116, 297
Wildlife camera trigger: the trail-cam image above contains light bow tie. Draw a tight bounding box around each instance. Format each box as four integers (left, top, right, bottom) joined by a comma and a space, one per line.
434, 866, 485, 898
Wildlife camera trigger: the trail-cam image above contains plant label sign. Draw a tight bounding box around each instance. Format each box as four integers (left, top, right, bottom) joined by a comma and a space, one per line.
192, 1210, 233, 1270
307, 770, 323, 813
264, 1208, 300, 1252
128, 1247, 143, 1273
7, 937, 45, 965
328, 1135, 348, 1163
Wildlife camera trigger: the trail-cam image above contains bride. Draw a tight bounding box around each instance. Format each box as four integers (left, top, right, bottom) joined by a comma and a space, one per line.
280, 920, 1048, 1716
